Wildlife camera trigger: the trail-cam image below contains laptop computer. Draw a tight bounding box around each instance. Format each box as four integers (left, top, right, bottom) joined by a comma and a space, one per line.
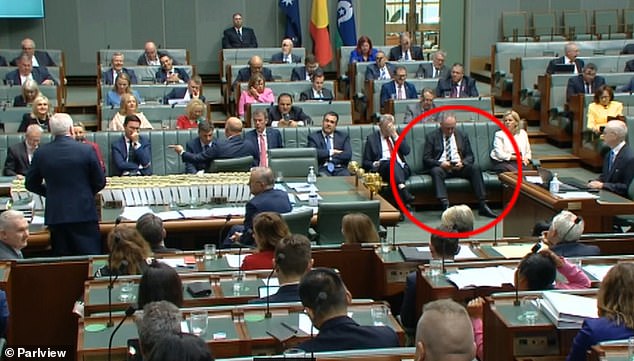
553, 63, 575, 74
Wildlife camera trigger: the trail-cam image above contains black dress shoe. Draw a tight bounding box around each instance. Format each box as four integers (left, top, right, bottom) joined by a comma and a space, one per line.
400, 188, 415, 205
478, 204, 497, 218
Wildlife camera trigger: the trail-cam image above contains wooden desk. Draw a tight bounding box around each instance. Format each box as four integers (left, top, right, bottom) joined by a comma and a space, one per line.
77, 303, 405, 360
499, 172, 634, 237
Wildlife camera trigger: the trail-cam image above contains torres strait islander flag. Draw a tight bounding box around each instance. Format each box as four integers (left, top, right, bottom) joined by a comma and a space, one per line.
309, 0, 333, 67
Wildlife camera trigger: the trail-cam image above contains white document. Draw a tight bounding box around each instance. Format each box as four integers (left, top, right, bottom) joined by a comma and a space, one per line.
296, 193, 323, 201
225, 254, 248, 268
446, 266, 516, 289
179, 209, 214, 219
120, 206, 153, 221
155, 211, 185, 221
583, 264, 613, 282
287, 193, 296, 204
208, 207, 246, 217
541, 291, 598, 320
286, 183, 319, 193
525, 176, 543, 184
556, 192, 600, 200
30, 215, 45, 225
415, 245, 479, 260
159, 258, 188, 268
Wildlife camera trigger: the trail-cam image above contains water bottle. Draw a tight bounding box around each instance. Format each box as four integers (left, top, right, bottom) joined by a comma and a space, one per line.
308, 190, 319, 206
549, 173, 560, 194
307, 166, 317, 185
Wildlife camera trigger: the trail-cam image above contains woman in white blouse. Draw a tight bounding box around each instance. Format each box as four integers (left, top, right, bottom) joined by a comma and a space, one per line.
108, 93, 153, 131
490, 110, 532, 172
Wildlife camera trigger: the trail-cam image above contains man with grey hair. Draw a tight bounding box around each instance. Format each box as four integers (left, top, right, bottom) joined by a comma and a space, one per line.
544, 210, 599, 257
415, 50, 448, 79
588, 120, 634, 197
388, 32, 423, 61
10, 38, 56, 68
414, 299, 476, 361
3, 124, 42, 178
0, 210, 29, 259
546, 42, 584, 74
26, 113, 106, 256
135, 301, 182, 359
404, 88, 438, 123
102, 52, 137, 85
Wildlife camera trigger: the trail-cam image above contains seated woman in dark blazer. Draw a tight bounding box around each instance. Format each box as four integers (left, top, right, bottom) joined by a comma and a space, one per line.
13, 79, 40, 107
18, 95, 51, 132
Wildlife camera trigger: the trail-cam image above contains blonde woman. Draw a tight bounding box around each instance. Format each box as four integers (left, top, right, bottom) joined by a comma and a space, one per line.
106, 73, 141, 107
108, 93, 153, 131
18, 95, 51, 132
13, 79, 40, 107
176, 99, 206, 129
342, 213, 379, 244
490, 110, 532, 172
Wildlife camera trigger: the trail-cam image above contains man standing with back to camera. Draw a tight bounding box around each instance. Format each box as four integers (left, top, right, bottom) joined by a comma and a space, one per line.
26, 113, 106, 255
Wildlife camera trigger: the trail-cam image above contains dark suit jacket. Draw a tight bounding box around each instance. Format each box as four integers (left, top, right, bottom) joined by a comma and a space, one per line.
435, 76, 479, 98
18, 114, 49, 133
111, 135, 153, 176
620, 76, 634, 92
566, 74, 606, 100
248, 283, 300, 304
163, 88, 206, 104
241, 188, 292, 244
13, 95, 28, 107
184, 138, 211, 174
297, 316, 400, 352
267, 105, 312, 126
10, 51, 56, 67
244, 128, 284, 161
307, 130, 352, 168
234, 67, 273, 85
365, 63, 396, 81
270, 52, 301, 63
25, 136, 105, 225
380, 81, 418, 108
3, 141, 30, 176
222, 27, 258, 48
136, 51, 171, 66
598, 144, 634, 197
0, 56, 6, 67
101, 68, 138, 85
415, 63, 449, 79
388, 46, 424, 61
625, 59, 634, 72
4, 67, 56, 86
181, 135, 258, 167
0, 241, 22, 260
551, 242, 600, 257
423, 128, 475, 169
155, 67, 190, 84
299, 87, 334, 101
362, 130, 411, 171
546, 57, 585, 74
291, 66, 323, 81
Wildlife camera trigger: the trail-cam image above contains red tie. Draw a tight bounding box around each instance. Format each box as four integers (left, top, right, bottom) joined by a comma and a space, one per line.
386, 136, 402, 162
259, 133, 267, 167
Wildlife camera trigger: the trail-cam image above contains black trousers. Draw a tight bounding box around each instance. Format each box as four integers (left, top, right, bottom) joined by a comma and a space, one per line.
429, 163, 486, 201
378, 160, 411, 185
49, 221, 101, 256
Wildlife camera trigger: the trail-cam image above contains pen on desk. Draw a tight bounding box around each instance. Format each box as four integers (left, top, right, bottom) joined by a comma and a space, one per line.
280, 321, 298, 334
177, 210, 186, 218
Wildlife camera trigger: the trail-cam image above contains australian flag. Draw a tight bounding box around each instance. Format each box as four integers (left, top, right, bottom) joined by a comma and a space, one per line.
280, 0, 302, 47
337, 0, 357, 46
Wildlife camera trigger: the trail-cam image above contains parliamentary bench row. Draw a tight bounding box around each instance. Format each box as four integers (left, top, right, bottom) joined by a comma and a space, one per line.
97, 48, 189, 67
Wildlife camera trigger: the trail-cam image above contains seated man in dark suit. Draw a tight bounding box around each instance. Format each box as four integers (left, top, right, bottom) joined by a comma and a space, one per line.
588, 120, 634, 197
226, 167, 292, 246
404, 88, 438, 123
155, 53, 189, 84
267, 93, 312, 127
250, 234, 313, 304
624, 59, 634, 72
244, 109, 283, 168
184, 122, 214, 174
270, 38, 301, 63
379, 66, 418, 109
137, 41, 164, 66
365, 50, 395, 81
435, 63, 478, 98
544, 210, 600, 257
0, 210, 29, 260
234, 55, 273, 87
299, 70, 333, 101
111, 115, 152, 176
3, 124, 42, 178
4, 54, 55, 86
171, 117, 258, 170
10, 38, 55, 67
163, 76, 206, 105
102, 52, 138, 85
546, 42, 584, 74
0, 55, 6, 67
308, 111, 351, 176
136, 213, 180, 253
297, 267, 400, 352
566, 63, 605, 101
291, 54, 320, 81
388, 32, 423, 61
415, 49, 449, 79
222, 12, 258, 49
362, 114, 414, 207
422, 113, 496, 218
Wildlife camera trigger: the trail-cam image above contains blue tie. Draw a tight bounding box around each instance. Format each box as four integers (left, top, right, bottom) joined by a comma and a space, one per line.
609, 150, 616, 172
325, 135, 335, 173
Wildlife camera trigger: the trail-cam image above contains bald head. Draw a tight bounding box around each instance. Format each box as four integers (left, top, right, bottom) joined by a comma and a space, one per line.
415, 299, 475, 361
249, 55, 264, 73
225, 117, 243, 137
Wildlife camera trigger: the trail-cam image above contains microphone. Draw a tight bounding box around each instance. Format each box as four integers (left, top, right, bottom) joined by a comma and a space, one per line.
265, 253, 284, 319
218, 214, 232, 245
107, 216, 123, 327
560, 216, 582, 243
107, 306, 136, 361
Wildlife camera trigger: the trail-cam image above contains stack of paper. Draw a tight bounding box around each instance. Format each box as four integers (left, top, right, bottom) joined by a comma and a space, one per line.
445, 266, 515, 289
539, 291, 597, 328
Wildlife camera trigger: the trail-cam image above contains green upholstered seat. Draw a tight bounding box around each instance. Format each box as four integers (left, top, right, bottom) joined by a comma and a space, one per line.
314, 200, 380, 245
268, 147, 317, 178
207, 156, 254, 173
281, 207, 314, 237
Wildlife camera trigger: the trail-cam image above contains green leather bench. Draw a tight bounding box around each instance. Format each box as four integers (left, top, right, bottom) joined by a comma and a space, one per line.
97, 48, 190, 66
98, 65, 195, 84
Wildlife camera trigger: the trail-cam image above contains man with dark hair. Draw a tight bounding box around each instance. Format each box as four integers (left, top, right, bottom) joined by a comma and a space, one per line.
435, 63, 478, 98
291, 54, 320, 81
307, 111, 351, 176
111, 115, 152, 176
4, 54, 55, 86
379, 66, 418, 108
250, 234, 313, 304
365, 50, 395, 81
184, 122, 214, 174
155, 53, 189, 84
267, 93, 312, 127
297, 267, 399, 352
164, 76, 206, 104
244, 109, 283, 168
566, 63, 605, 100
299, 70, 334, 101
136, 213, 180, 253
222, 12, 258, 49
135, 301, 182, 359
